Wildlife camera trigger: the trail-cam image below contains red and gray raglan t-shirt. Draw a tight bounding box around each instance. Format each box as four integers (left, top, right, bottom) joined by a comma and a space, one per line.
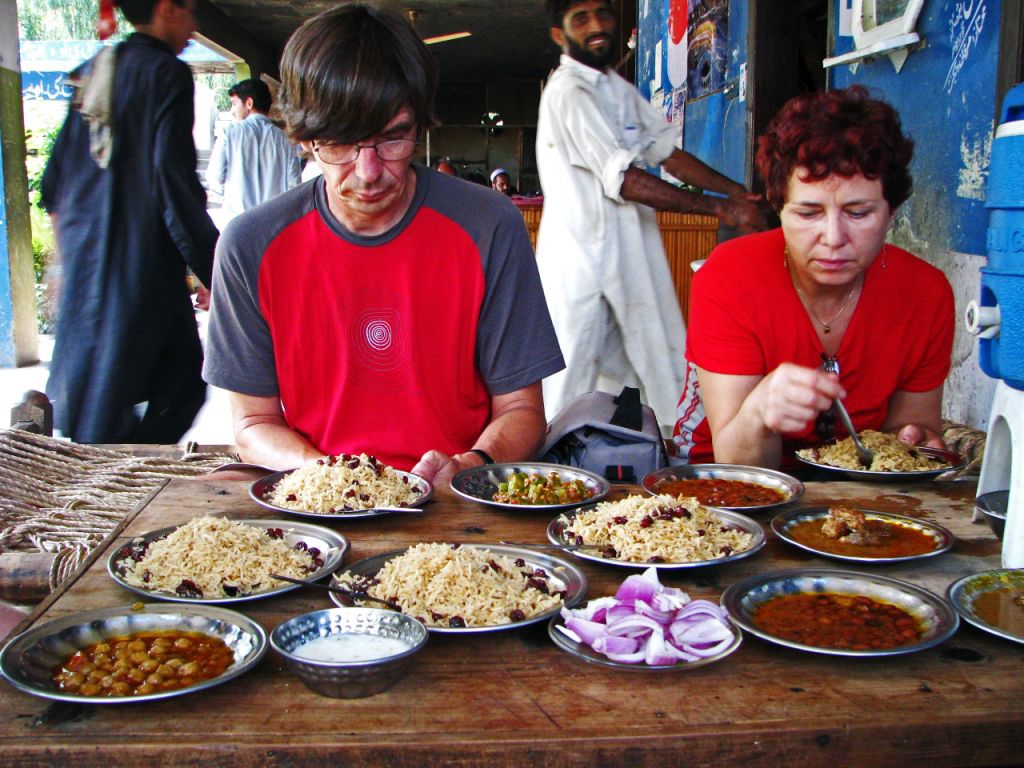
203, 166, 564, 470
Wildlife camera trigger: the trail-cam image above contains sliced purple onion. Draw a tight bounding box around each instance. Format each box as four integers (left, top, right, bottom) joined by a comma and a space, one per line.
557, 567, 734, 666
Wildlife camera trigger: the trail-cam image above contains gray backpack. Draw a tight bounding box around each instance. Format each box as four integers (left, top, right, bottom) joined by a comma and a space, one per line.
540, 387, 668, 483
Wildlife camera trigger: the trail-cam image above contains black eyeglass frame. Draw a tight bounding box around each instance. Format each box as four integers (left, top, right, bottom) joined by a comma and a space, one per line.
312, 138, 419, 166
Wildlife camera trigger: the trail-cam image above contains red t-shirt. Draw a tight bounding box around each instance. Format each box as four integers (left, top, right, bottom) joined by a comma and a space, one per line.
204, 169, 564, 469
674, 228, 954, 466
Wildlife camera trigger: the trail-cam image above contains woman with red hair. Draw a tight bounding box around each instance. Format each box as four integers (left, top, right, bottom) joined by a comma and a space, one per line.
673, 87, 954, 469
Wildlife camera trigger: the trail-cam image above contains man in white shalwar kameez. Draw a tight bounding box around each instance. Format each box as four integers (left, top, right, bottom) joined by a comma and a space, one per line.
536, 0, 768, 430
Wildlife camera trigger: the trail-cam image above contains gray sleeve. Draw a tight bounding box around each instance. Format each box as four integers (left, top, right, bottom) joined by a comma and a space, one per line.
202, 216, 280, 396
476, 203, 565, 394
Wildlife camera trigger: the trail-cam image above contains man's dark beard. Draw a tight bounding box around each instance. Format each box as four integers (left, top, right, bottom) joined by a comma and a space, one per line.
566, 33, 614, 69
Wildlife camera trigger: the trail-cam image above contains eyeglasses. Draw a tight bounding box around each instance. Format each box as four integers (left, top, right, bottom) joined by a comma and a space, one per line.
815, 354, 840, 440
312, 138, 417, 166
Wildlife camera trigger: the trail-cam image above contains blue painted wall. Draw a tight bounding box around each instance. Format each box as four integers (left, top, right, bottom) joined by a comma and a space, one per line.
636, 0, 750, 186
831, 0, 1002, 256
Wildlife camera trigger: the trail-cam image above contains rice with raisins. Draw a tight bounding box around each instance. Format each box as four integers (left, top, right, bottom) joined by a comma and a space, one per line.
559, 494, 754, 563
120, 516, 317, 598
267, 453, 421, 513
799, 430, 952, 472
334, 543, 564, 628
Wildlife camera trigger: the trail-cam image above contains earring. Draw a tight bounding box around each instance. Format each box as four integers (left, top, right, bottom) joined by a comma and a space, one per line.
881, 244, 888, 270
783, 244, 789, 269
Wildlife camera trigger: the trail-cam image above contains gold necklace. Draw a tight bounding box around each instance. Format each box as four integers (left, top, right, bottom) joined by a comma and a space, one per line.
794, 282, 858, 334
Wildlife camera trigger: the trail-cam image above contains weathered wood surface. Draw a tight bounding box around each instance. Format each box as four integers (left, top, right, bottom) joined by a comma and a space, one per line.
2, 476, 1021, 767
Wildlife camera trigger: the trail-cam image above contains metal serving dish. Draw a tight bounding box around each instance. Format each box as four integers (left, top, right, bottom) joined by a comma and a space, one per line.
450, 462, 610, 511
271, 608, 428, 698
794, 446, 964, 481
331, 544, 587, 633
771, 507, 954, 563
108, 518, 348, 604
721, 568, 959, 657
641, 463, 804, 511
975, 490, 1008, 540
947, 569, 1024, 645
250, 468, 432, 519
548, 505, 766, 570
547, 613, 743, 671
0, 604, 267, 704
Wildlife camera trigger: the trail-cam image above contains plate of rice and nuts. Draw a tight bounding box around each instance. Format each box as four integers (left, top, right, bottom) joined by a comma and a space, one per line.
795, 431, 964, 481
548, 494, 765, 570
331, 542, 588, 633
250, 453, 433, 519
108, 516, 348, 604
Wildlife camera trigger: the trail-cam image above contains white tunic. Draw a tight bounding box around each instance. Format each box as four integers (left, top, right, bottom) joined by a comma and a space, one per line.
535, 55, 687, 430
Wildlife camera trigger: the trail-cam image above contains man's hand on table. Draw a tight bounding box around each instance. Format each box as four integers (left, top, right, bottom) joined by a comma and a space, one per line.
412, 450, 487, 487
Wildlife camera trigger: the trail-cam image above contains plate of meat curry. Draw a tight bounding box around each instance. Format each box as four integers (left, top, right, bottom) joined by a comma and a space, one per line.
771, 506, 954, 563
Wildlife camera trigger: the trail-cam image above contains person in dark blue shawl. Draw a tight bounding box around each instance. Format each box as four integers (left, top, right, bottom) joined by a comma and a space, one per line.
41, 0, 217, 444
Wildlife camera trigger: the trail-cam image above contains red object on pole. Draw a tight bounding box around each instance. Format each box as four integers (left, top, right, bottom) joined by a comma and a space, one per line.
98, 0, 117, 40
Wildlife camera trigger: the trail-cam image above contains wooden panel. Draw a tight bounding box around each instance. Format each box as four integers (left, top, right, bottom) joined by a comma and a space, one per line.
516, 205, 719, 319
656, 211, 719, 322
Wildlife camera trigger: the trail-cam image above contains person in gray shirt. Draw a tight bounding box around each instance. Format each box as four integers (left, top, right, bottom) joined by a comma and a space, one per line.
206, 78, 301, 224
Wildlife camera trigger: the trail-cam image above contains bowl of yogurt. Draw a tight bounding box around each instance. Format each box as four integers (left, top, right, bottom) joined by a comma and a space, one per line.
271, 607, 427, 698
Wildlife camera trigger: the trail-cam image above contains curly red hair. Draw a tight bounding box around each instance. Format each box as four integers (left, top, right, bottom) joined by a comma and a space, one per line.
755, 86, 914, 212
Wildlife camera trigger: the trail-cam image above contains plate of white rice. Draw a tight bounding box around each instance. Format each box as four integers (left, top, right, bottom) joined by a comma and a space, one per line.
108, 516, 348, 603
250, 453, 432, 519
332, 542, 587, 633
548, 494, 764, 569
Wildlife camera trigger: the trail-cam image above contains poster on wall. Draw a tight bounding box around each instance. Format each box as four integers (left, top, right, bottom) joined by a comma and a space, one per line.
686, 0, 728, 99
666, 0, 688, 88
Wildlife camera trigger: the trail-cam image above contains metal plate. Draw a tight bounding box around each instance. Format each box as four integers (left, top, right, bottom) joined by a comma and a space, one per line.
794, 446, 964, 481
721, 568, 959, 657
331, 544, 587, 633
547, 506, 766, 570
771, 507, 954, 563
108, 518, 348, 604
450, 462, 610, 511
641, 463, 804, 511
547, 613, 742, 671
0, 604, 267, 704
947, 569, 1024, 645
250, 468, 432, 519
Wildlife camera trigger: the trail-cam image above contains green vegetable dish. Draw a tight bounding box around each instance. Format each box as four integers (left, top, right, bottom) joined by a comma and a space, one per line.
493, 472, 594, 506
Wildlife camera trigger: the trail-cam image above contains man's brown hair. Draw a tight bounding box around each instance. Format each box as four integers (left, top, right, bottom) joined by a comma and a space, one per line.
278, 3, 438, 144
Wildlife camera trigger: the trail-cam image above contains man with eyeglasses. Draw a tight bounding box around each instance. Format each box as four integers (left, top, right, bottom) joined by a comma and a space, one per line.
203, 4, 564, 484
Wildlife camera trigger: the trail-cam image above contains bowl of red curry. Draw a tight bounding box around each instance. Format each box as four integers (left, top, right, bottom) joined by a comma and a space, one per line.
642, 463, 804, 512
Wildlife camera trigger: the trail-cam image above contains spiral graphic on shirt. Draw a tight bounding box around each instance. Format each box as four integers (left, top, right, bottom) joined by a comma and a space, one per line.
364, 319, 393, 351
351, 306, 406, 385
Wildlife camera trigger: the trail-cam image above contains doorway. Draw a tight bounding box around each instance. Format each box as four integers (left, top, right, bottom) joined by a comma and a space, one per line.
747, 0, 829, 193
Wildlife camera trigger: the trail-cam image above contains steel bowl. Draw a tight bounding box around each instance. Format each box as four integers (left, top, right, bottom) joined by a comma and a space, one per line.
975, 490, 1008, 540
641, 463, 804, 511
0, 604, 267, 704
271, 608, 427, 698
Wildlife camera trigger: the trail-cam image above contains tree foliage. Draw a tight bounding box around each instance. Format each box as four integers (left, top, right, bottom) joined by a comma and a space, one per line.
18, 0, 128, 41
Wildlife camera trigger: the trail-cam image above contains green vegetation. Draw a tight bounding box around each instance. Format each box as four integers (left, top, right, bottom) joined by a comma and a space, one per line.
18, 0, 128, 41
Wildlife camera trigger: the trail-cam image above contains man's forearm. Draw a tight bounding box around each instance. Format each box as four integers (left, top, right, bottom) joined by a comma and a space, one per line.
620, 166, 729, 217
467, 403, 547, 465
660, 148, 747, 199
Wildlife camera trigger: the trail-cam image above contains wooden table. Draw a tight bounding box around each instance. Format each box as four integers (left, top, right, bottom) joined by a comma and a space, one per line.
1, 476, 1021, 767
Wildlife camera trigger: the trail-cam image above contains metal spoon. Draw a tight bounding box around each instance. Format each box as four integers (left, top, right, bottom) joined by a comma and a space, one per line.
832, 399, 875, 468
368, 507, 424, 515
270, 573, 402, 610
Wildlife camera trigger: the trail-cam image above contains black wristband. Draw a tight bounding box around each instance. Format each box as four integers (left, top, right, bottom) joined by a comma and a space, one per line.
468, 448, 494, 465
